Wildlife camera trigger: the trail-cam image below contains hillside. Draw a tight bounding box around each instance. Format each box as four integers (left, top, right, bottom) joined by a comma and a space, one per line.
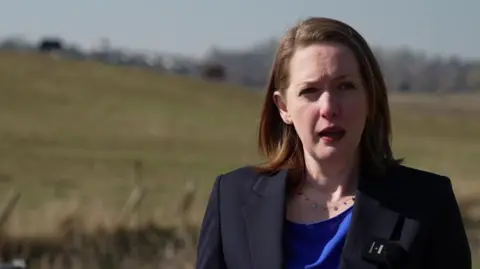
0, 51, 479, 235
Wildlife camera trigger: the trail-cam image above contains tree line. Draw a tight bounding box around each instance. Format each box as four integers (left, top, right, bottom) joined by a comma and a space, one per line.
2, 36, 479, 92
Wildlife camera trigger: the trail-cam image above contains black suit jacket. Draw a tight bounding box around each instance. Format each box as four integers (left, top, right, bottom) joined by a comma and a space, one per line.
196, 164, 471, 269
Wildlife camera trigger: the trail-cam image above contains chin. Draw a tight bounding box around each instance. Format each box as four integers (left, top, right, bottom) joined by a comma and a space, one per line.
312, 145, 349, 162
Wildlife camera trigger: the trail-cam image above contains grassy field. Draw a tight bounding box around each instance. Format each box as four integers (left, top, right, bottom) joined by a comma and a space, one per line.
0, 51, 479, 267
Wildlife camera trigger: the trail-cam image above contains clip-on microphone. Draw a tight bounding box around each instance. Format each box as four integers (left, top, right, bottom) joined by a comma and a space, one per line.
362, 238, 407, 268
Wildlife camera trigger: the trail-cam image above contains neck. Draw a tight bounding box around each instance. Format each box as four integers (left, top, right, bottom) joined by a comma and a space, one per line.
303, 152, 360, 199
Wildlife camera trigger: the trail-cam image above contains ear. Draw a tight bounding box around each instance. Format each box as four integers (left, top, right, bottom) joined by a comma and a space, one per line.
273, 91, 292, 125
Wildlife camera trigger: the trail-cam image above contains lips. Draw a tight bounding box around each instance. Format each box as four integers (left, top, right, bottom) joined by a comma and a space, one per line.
317, 126, 346, 142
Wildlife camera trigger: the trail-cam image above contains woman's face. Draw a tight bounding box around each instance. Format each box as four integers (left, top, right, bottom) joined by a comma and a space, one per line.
274, 42, 368, 164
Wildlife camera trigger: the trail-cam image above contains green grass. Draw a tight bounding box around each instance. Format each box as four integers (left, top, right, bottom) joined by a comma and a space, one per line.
0, 51, 479, 235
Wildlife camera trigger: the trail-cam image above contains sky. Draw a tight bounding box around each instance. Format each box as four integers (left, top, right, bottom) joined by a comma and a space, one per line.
1, 0, 479, 60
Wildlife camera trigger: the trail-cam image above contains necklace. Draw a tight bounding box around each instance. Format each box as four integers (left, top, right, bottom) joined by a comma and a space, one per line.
296, 191, 355, 211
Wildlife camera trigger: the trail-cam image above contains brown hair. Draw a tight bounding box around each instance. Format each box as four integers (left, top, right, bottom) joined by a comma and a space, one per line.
256, 17, 401, 187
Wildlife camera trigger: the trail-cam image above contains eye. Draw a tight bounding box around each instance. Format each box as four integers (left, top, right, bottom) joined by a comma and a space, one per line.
298, 87, 317, 96
338, 81, 356, 91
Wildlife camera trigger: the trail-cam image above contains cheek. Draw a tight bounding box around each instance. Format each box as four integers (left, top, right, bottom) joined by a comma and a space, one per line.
341, 94, 368, 125
289, 103, 320, 130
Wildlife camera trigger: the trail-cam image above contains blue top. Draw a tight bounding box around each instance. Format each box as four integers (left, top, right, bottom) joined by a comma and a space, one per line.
283, 206, 353, 269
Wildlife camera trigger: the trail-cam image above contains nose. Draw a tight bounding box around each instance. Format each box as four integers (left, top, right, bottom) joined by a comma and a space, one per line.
319, 91, 340, 119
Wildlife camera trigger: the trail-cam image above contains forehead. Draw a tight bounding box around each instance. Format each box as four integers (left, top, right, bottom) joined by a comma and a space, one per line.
288, 42, 360, 83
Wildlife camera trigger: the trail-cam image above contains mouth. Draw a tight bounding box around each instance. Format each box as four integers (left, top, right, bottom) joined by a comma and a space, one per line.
317, 125, 346, 142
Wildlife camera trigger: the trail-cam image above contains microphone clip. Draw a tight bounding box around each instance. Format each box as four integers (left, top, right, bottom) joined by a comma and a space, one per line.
362, 238, 407, 267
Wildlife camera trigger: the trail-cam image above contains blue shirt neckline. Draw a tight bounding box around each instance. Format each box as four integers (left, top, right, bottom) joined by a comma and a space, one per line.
284, 206, 354, 269
285, 205, 354, 226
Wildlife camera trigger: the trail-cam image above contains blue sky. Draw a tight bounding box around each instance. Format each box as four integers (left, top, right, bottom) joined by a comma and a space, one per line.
1, 0, 478, 60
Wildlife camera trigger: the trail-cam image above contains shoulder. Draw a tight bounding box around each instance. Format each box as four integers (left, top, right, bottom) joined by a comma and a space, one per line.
215, 165, 266, 190
384, 164, 457, 210
220, 165, 262, 180
214, 165, 285, 198
212, 165, 273, 205
388, 164, 452, 191
215, 165, 262, 184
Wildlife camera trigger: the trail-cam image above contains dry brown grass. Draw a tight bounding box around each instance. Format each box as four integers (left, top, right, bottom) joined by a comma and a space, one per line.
0, 179, 200, 269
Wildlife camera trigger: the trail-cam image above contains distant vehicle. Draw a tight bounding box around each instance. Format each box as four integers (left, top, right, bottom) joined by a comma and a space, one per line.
202, 63, 227, 81
38, 38, 63, 53
398, 81, 411, 92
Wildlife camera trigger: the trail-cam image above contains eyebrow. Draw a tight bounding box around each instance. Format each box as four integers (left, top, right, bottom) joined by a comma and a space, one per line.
301, 74, 355, 86
332, 74, 352, 81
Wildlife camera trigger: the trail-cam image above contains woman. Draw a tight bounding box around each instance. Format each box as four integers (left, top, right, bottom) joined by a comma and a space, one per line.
196, 17, 471, 269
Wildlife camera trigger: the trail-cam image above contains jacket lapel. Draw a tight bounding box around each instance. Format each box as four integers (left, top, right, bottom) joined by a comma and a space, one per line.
339, 169, 402, 269
242, 170, 287, 269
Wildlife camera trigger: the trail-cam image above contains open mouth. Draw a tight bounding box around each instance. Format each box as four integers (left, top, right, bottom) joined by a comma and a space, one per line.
317, 126, 346, 142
